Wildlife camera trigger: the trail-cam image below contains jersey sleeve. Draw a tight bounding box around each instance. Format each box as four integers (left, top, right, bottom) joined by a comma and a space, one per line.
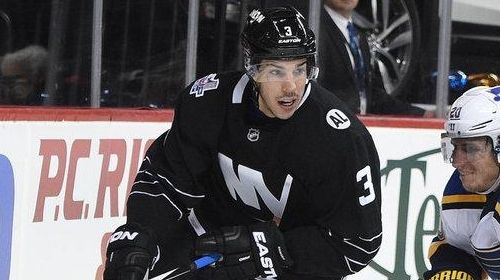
283, 120, 382, 278
422, 171, 486, 280
127, 72, 227, 219
125, 73, 228, 276
471, 195, 500, 279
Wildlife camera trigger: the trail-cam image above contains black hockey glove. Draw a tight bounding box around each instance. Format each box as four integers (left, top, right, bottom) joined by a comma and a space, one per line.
423, 243, 482, 280
423, 268, 480, 280
195, 222, 293, 279
104, 223, 159, 280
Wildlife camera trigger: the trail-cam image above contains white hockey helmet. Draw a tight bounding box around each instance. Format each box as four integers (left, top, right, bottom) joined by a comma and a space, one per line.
441, 85, 500, 162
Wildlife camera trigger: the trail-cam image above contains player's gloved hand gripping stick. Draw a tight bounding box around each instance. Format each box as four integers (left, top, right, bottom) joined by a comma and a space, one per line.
104, 222, 292, 280
148, 254, 220, 280
195, 222, 293, 280
104, 223, 160, 280
104, 223, 221, 280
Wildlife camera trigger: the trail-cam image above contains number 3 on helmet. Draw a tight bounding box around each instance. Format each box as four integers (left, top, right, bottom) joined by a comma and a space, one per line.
240, 6, 319, 82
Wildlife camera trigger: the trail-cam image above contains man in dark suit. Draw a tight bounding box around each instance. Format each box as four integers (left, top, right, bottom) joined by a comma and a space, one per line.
318, 0, 429, 116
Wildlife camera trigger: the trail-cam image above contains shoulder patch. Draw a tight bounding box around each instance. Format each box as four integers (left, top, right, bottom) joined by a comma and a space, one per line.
326, 109, 350, 129
190, 74, 219, 97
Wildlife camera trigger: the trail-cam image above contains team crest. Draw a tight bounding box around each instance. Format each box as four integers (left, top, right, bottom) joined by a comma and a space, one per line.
189, 74, 219, 97
247, 128, 260, 142
326, 109, 350, 129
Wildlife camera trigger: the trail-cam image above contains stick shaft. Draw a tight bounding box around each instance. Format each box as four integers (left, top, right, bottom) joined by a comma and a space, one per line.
158, 254, 220, 280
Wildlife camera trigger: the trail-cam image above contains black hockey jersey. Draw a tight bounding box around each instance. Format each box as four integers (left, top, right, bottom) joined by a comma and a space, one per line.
425, 169, 500, 280
127, 71, 382, 279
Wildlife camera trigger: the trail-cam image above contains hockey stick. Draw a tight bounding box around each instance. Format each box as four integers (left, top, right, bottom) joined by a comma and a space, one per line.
149, 254, 221, 280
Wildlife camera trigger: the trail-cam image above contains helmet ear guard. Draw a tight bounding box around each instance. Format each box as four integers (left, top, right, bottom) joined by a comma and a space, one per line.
440, 133, 453, 162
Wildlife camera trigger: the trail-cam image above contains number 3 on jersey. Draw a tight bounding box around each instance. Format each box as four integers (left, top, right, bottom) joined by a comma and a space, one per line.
356, 165, 375, 206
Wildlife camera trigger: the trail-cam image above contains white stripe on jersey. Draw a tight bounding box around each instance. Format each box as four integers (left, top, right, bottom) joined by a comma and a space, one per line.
343, 237, 381, 254
129, 190, 184, 220
340, 231, 382, 272
188, 208, 207, 236
232, 74, 249, 104
157, 173, 205, 198
133, 180, 160, 185
136, 170, 205, 199
344, 255, 369, 273
358, 231, 383, 242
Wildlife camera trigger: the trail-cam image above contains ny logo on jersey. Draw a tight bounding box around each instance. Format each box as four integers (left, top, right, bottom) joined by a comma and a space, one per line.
218, 153, 292, 219
189, 74, 219, 97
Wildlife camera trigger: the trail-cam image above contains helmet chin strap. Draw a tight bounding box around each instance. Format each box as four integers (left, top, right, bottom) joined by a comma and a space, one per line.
495, 144, 500, 163
251, 80, 260, 109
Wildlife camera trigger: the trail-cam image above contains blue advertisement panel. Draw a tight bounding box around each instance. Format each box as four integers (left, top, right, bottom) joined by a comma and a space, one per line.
0, 154, 14, 280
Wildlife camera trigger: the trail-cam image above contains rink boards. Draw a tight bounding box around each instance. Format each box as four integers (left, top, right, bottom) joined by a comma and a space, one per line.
0, 108, 450, 280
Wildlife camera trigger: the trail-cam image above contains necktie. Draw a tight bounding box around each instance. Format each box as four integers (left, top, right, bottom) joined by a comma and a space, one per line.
347, 22, 367, 114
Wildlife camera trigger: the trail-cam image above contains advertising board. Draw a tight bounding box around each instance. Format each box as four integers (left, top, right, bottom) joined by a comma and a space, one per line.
0, 109, 450, 279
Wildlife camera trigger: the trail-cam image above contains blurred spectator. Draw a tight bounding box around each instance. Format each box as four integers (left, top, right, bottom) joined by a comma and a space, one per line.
0, 45, 48, 105
318, 0, 433, 117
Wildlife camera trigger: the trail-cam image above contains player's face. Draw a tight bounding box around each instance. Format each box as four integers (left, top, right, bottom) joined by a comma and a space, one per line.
324, 0, 359, 18
451, 137, 500, 192
256, 58, 308, 120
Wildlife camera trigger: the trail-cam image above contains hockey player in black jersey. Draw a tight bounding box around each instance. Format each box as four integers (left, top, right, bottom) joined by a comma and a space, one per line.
104, 6, 382, 280
423, 86, 500, 280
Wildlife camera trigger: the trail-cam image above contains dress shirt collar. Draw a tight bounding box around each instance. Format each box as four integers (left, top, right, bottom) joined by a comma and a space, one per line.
324, 4, 352, 42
